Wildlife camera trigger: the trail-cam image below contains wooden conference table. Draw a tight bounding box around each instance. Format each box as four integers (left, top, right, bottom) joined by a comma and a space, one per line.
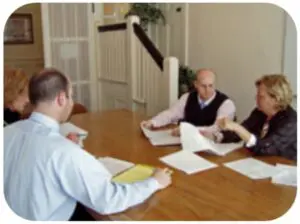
70, 109, 296, 221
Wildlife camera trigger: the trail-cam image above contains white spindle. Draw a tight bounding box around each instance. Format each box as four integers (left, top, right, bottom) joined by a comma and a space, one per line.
96, 16, 179, 115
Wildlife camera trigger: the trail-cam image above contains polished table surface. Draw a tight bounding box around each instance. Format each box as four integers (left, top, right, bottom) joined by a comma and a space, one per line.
70, 109, 297, 221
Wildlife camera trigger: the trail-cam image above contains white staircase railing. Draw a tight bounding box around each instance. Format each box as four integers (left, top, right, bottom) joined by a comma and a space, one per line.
97, 16, 178, 116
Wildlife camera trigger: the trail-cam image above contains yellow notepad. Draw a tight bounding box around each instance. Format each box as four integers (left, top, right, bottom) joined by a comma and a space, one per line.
112, 164, 154, 184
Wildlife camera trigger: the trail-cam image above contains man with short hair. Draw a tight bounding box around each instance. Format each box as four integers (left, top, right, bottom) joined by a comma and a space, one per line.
4, 68, 172, 221
142, 69, 236, 135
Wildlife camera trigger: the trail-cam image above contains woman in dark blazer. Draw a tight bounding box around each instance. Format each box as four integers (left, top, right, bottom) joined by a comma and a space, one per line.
215, 74, 297, 161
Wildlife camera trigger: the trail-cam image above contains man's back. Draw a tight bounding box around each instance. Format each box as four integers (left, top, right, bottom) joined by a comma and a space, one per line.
4, 69, 171, 221
4, 114, 80, 220
4, 113, 164, 221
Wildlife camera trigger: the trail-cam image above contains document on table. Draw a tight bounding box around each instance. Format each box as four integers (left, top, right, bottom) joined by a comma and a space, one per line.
98, 157, 135, 176
160, 150, 218, 175
60, 122, 88, 147
180, 122, 243, 156
140, 124, 180, 146
271, 164, 297, 187
223, 158, 278, 179
149, 136, 181, 146
112, 164, 155, 183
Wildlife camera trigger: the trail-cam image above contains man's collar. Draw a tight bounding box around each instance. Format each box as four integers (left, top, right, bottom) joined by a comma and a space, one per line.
29, 112, 60, 132
197, 91, 217, 106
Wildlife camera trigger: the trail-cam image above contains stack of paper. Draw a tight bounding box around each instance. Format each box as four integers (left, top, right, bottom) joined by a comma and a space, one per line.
60, 122, 88, 137
60, 122, 88, 147
180, 122, 243, 156
98, 157, 135, 176
223, 158, 278, 179
160, 150, 218, 175
140, 124, 180, 146
112, 164, 155, 184
271, 164, 297, 187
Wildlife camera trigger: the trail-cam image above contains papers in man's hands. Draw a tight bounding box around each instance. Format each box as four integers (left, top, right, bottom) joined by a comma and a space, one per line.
180, 122, 243, 156
98, 157, 135, 176
60, 122, 88, 147
140, 124, 180, 146
223, 158, 278, 179
160, 150, 218, 175
60, 122, 88, 137
112, 164, 154, 183
271, 164, 297, 187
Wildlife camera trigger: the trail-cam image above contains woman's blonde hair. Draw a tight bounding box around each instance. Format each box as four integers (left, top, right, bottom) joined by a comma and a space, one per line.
255, 74, 293, 110
4, 67, 29, 107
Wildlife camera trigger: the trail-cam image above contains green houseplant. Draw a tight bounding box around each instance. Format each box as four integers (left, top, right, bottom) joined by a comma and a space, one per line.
178, 65, 196, 97
124, 3, 165, 31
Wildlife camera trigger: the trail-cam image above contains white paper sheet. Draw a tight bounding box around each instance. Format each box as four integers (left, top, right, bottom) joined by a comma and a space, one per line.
223, 158, 278, 179
211, 142, 244, 156
140, 124, 180, 146
140, 125, 170, 139
149, 136, 181, 146
180, 122, 243, 156
60, 122, 88, 147
271, 164, 297, 187
60, 122, 88, 137
98, 157, 135, 176
160, 150, 218, 175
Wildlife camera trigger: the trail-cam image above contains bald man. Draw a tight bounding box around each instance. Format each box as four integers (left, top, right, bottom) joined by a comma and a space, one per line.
142, 69, 236, 136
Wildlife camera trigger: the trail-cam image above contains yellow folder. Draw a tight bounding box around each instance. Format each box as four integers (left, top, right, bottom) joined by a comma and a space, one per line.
112, 164, 154, 184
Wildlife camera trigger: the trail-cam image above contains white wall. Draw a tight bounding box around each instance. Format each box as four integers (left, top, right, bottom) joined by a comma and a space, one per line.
187, 3, 287, 120
155, 3, 188, 63
283, 13, 297, 110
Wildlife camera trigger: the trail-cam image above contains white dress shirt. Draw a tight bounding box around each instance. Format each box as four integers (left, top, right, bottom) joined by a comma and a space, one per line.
4, 112, 160, 220
151, 91, 236, 132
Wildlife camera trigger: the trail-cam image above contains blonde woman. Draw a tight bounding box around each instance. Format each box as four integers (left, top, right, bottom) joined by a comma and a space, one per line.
4, 67, 30, 125
212, 74, 296, 161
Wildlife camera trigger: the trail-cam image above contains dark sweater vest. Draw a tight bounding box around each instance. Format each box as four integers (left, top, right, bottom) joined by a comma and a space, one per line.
183, 91, 229, 126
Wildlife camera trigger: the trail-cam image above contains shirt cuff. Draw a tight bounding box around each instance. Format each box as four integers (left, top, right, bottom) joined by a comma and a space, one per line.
150, 119, 158, 128
197, 126, 208, 131
146, 177, 161, 190
246, 134, 257, 148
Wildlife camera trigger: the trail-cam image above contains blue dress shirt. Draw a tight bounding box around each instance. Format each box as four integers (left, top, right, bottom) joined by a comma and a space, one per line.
4, 112, 159, 220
